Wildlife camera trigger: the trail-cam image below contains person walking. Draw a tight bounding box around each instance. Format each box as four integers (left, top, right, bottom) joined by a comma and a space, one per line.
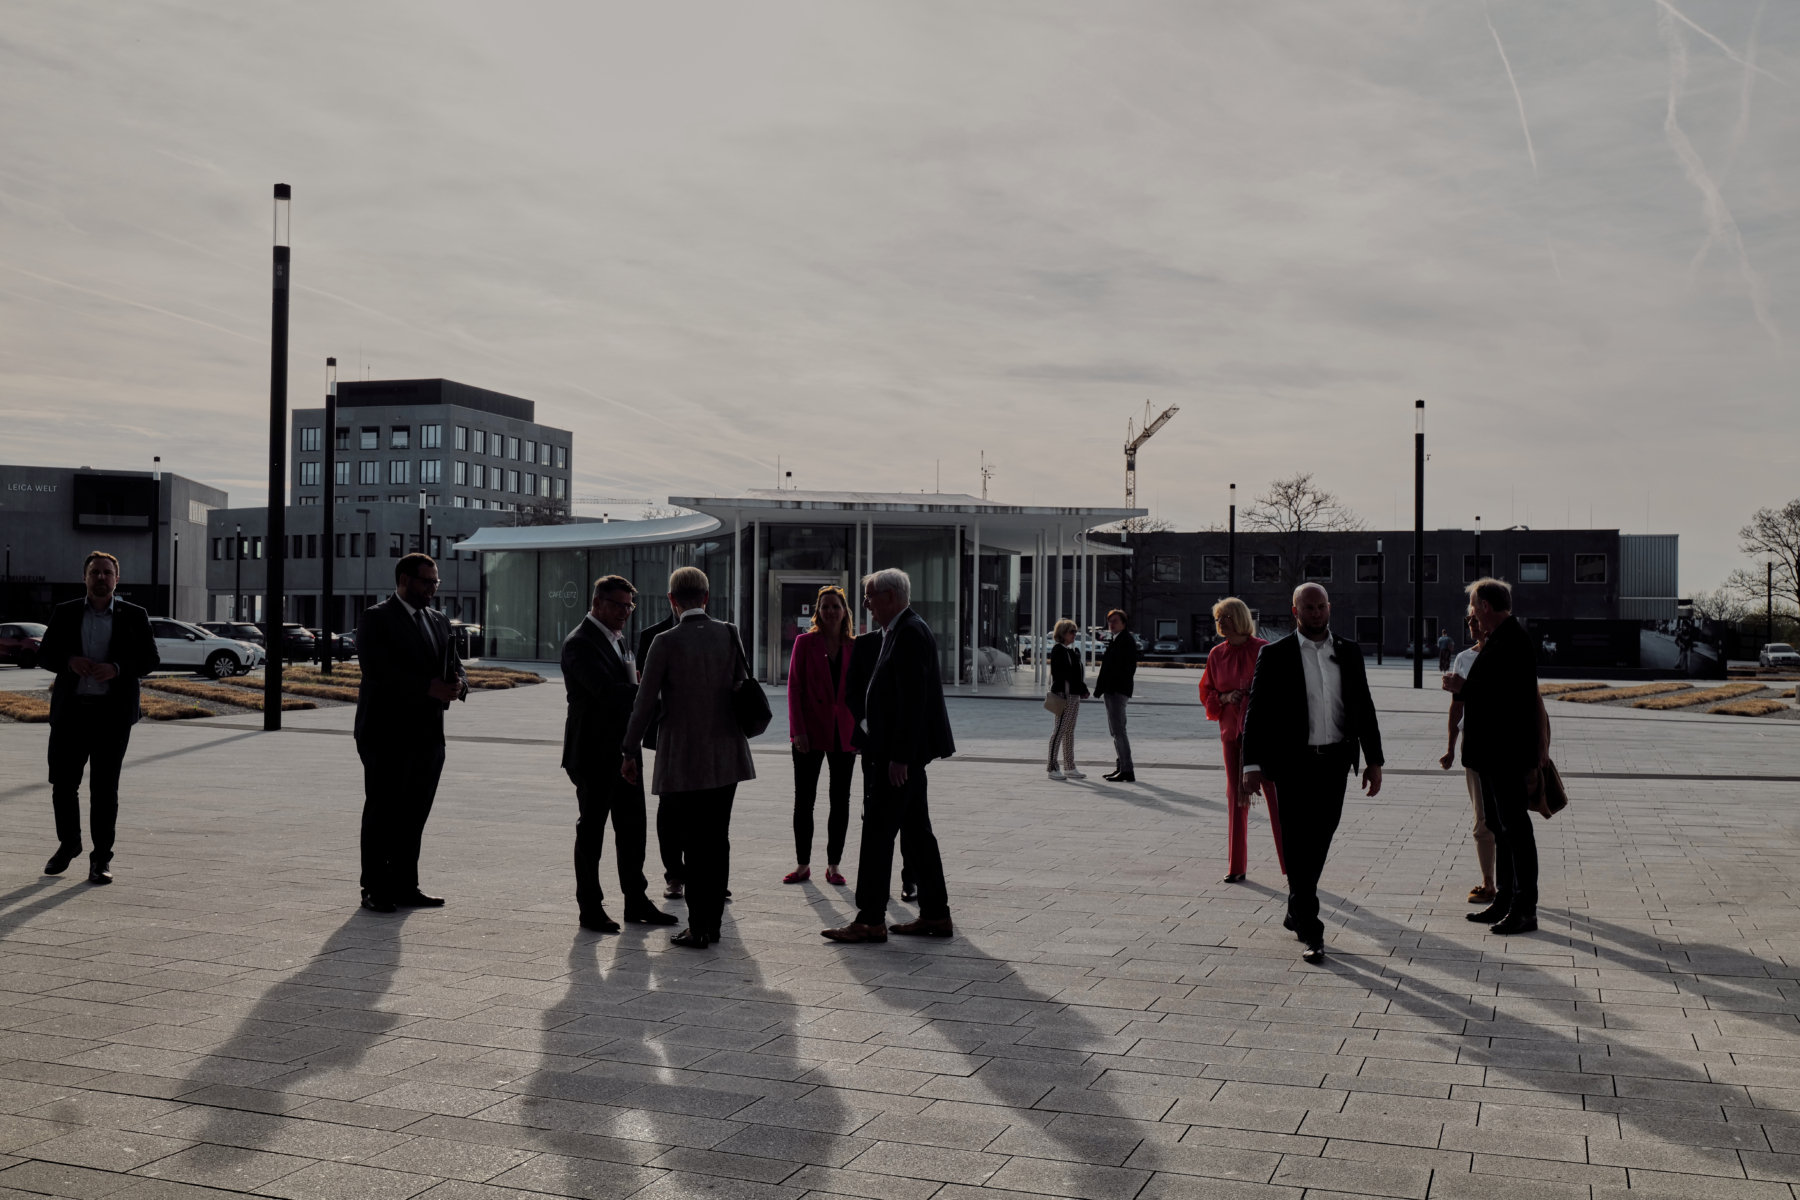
561, 575, 678, 932
1438, 611, 1497, 905
635, 604, 683, 899
622, 567, 754, 949
1093, 609, 1139, 783
37, 551, 159, 885
822, 568, 957, 943
1444, 578, 1543, 936
1241, 583, 1384, 964
1045, 619, 1088, 781
1200, 597, 1285, 884
785, 586, 857, 885
1436, 628, 1455, 673
354, 553, 468, 912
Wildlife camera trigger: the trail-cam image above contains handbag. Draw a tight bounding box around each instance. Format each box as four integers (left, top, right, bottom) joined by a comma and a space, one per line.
1526, 759, 1568, 819
729, 632, 773, 738
1044, 688, 1066, 716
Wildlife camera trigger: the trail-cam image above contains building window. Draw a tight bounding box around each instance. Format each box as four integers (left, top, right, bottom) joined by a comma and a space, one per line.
335, 533, 346, 557
335, 460, 352, 486
428, 535, 441, 558
389, 533, 404, 558
359, 460, 379, 485
453, 495, 466, 508
300, 428, 320, 452
421, 424, 442, 449
452, 425, 467, 451
471, 429, 486, 454
538, 475, 550, 498
1355, 554, 1382, 583
212, 537, 222, 560
506, 469, 520, 493
252, 536, 263, 559
305, 534, 317, 559
541, 442, 552, 466
552, 477, 566, 500
1519, 554, 1549, 583
1304, 555, 1332, 581
1151, 555, 1180, 583
1355, 616, 1382, 643
453, 461, 467, 485
425, 494, 439, 506
1252, 555, 1281, 583
491, 435, 503, 458
506, 436, 520, 460
1575, 554, 1607, 583
421, 460, 442, 484
358, 494, 378, 503
1201, 555, 1228, 583
555, 445, 567, 469
360, 427, 379, 450
1462, 554, 1494, 583
335, 427, 350, 451
1410, 555, 1439, 583
299, 462, 321, 486
390, 460, 410, 485
297, 495, 319, 506
524, 472, 537, 496
471, 463, 486, 489
390, 427, 411, 450
471, 497, 485, 510
524, 441, 536, 465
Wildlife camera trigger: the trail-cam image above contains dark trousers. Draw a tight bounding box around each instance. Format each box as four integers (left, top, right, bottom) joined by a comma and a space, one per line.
854, 762, 948, 925
47, 703, 131, 865
1480, 770, 1538, 917
358, 741, 445, 898
666, 784, 735, 937
1274, 747, 1353, 945
573, 772, 649, 916
793, 748, 854, 865
656, 796, 685, 883
860, 756, 911, 891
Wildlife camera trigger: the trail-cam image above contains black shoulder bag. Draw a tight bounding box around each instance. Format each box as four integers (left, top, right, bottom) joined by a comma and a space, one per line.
729, 628, 773, 738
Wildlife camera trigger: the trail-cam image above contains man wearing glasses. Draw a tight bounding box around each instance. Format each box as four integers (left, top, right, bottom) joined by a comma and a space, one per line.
561, 575, 677, 931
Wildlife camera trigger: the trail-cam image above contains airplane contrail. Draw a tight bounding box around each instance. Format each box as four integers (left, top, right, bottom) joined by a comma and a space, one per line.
1691, 0, 1764, 276
0, 261, 266, 345
1651, 0, 1783, 84
1484, 3, 1538, 176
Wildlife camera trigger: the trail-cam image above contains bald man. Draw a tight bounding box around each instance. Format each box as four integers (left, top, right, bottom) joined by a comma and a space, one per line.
1241, 583, 1384, 964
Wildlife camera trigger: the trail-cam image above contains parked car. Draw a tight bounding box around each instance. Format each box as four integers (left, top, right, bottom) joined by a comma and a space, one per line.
447, 620, 480, 659
201, 621, 266, 647
1761, 643, 1800, 669
257, 623, 317, 660
307, 629, 357, 661
151, 619, 265, 678
1152, 636, 1184, 654
0, 622, 47, 669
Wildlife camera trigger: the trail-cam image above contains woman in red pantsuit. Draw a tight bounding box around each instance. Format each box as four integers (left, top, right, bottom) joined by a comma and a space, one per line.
1200, 597, 1285, 883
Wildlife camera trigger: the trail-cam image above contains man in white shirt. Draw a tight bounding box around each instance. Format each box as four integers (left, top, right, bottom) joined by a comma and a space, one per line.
1241, 583, 1384, 963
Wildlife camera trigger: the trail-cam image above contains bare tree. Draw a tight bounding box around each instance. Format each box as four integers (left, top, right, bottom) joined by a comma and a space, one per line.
1690, 587, 1750, 624
510, 497, 571, 527
1729, 499, 1800, 615
639, 505, 685, 521
1243, 473, 1367, 589
1096, 515, 1176, 536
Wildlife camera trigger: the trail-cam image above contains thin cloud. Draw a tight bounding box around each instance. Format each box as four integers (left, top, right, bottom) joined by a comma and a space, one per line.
1484, 3, 1538, 177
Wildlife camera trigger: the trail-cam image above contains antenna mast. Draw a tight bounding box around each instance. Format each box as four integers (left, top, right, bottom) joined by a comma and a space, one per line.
979, 451, 995, 501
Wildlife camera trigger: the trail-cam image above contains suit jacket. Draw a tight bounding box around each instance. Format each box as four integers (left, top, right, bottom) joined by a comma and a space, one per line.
622, 611, 755, 794
1240, 630, 1383, 783
863, 607, 956, 767
844, 630, 883, 753
787, 630, 856, 752
354, 596, 468, 745
561, 617, 639, 780
635, 613, 675, 751
1093, 633, 1138, 699
1049, 643, 1089, 697
1458, 615, 1540, 774
39, 597, 160, 727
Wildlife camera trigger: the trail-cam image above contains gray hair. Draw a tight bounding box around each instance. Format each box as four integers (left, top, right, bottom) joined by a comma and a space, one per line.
863, 567, 911, 604
1466, 576, 1512, 612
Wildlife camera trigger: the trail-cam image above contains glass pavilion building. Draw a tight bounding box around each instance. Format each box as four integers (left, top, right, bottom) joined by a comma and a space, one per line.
456, 490, 1139, 684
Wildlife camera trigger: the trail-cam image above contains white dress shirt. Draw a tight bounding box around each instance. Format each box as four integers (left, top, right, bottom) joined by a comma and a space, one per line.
1297, 631, 1346, 746
586, 612, 636, 682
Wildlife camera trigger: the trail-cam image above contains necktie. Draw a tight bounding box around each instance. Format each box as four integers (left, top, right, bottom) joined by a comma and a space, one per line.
417, 608, 436, 654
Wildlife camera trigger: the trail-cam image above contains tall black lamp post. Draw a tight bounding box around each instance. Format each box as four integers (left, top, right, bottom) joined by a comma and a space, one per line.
321, 357, 337, 673
1375, 537, 1384, 666
234, 522, 243, 624
418, 489, 427, 553
1227, 482, 1237, 598
1413, 400, 1425, 689
264, 183, 291, 730
1769, 558, 1778, 651
170, 532, 179, 621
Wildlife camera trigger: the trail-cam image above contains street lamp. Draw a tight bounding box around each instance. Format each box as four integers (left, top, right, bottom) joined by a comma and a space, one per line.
1768, 553, 1779, 652
171, 532, 179, 621
321, 357, 337, 674
1375, 537, 1383, 666
264, 182, 292, 731
418, 488, 427, 554
1228, 482, 1237, 598
1413, 400, 1425, 689
234, 522, 243, 623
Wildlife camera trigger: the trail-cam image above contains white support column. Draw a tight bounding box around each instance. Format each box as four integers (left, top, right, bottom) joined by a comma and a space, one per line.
970, 518, 980, 694
953, 525, 962, 687
733, 510, 742, 631
751, 521, 761, 681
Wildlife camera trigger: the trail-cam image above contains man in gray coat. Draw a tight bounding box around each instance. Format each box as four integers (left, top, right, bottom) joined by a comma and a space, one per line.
622, 566, 755, 949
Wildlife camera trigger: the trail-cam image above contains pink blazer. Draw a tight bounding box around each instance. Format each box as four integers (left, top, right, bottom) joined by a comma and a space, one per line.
1200, 636, 1267, 741
787, 630, 856, 752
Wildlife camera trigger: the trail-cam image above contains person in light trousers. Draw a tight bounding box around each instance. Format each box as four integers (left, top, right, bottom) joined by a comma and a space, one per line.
1092, 609, 1139, 783
1439, 611, 1497, 905
1046, 619, 1088, 780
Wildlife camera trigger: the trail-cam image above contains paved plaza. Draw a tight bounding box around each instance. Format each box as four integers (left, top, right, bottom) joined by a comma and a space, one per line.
0, 666, 1798, 1200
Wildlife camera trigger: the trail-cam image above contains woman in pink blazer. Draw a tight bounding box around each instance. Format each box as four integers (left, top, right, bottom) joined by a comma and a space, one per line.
784, 586, 857, 884
1200, 597, 1285, 884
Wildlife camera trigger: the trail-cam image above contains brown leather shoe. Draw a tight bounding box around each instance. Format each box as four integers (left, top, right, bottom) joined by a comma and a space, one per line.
821, 922, 888, 943
889, 917, 953, 938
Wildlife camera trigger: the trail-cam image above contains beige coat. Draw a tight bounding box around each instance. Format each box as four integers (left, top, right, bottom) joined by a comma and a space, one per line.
623, 611, 756, 794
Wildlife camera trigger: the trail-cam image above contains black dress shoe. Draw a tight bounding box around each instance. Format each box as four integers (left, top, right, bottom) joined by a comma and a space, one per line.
625, 905, 678, 926
1489, 912, 1538, 936
393, 890, 445, 907
1222, 873, 1246, 883
1103, 769, 1123, 782
44, 846, 79, 876
581, 910, 621, 933
670, 927, 713, 949
1466, 902, 1510, 924
1282, 914, 1295, 931
361, 892, 396, 913
900, 881, 918, 902
87, 866, 112, 886
1301, 942, 1325, 965
1114, 771, 1136, 783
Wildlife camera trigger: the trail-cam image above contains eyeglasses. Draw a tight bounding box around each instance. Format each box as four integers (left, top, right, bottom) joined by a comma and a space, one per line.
601, 596, 636, 610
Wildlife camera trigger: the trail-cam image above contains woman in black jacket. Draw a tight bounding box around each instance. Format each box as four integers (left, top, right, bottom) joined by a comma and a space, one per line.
1092, 609, 1139, 783
1046, 619, 1089, 780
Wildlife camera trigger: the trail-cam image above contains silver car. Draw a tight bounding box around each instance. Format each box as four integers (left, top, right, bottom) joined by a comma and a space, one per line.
150, 619, 265, 679
1760, 643, 1799, 669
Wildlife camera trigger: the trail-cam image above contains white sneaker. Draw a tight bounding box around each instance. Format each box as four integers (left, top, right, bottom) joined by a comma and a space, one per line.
1047, 769, 1066, 781
1064, 769, 1087, 780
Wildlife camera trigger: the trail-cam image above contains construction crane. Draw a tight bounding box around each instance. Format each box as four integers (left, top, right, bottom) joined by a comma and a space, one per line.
1124, 400, 1178, 512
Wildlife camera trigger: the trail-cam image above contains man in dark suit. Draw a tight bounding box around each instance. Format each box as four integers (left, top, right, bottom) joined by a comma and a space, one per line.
844, 626, 915, 901
1445, 578, 1543, 936
354, 553, 468, 912
635, 607, 682, 898
823, 568, 957, 943
37, 551, 160, 884
562, 575, 676, 932
1242, 583, 1384, 964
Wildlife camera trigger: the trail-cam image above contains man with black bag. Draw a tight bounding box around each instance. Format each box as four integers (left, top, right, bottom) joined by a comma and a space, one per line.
635, 605, 684, 898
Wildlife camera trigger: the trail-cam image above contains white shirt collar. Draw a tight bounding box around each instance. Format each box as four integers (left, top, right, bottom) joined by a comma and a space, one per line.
679, 607, 709, 622
881, 606, 909, 634
395, 591, 423, 618
586, 612, 625, 643
86, 594, 117, 615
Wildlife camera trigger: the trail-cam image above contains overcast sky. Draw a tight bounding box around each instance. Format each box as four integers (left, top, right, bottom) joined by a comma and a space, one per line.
3, 1, 1796, 592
